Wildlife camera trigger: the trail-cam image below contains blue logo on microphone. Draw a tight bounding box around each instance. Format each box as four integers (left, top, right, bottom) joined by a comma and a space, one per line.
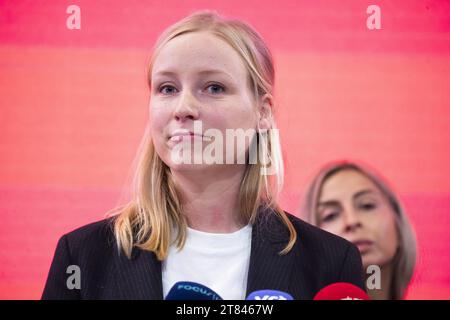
246, 290, 294, 300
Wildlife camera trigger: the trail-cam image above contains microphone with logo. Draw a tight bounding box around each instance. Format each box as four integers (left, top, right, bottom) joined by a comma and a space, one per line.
246, 290, 294, 300
313, 282, 370, 300
165, 281, 223, 300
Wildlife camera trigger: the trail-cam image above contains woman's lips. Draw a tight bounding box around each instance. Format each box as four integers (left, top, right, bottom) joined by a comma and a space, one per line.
169, 133, 212, 143
352, 240, 374, 254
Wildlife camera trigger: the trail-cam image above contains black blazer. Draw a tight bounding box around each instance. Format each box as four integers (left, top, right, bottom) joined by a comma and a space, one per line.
42, 206, 366, 300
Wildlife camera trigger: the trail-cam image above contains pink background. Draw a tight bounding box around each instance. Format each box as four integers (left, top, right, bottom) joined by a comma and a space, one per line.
1, 0, 449, 299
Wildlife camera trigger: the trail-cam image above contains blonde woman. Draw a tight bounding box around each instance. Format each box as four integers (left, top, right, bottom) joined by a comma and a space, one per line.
302, 160, 417, 299
43, 11, 365, 300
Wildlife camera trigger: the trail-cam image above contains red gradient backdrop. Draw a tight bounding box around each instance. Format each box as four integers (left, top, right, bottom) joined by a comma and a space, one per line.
1, 0, 449, 299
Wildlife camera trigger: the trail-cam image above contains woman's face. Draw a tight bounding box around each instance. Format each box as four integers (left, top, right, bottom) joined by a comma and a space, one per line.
149, 31, 264, 173
317, 169, 399, 268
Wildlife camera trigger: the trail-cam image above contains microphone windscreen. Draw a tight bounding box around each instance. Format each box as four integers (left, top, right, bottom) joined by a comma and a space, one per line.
246, 290, 294, 300
165, 281, 223, 300
313, 282, 370, 300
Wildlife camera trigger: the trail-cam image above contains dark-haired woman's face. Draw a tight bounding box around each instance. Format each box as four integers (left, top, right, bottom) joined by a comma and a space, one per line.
317, 169, 398, 268
149, 31, 262, 173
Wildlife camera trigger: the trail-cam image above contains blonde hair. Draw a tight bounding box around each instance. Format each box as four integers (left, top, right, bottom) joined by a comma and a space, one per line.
108, 10, 296, 261
302, 160, 417, 299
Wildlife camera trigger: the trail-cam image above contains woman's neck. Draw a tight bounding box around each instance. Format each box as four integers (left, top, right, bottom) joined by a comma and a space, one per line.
367, 263, 393, 300
171, 165, 247, 233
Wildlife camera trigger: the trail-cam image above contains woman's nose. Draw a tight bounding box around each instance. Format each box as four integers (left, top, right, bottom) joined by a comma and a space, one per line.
343, 210, 362, 233
173, 90, 200, 122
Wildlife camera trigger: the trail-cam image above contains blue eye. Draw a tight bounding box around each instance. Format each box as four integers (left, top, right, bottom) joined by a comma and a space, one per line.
157, 83, 225, 95
206, 84, 225, 94
159, 85, 177, 95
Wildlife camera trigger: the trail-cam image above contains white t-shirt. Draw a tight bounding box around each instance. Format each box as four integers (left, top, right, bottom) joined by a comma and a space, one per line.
162, 224, 252, 300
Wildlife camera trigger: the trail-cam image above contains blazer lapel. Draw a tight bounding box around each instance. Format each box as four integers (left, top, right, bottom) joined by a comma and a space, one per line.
245, 206, 296, 298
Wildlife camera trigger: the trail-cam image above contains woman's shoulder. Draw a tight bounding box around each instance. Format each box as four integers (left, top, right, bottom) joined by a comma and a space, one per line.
257, 208, 363, 284
65, 217, 115, 240
43, 217, 119, 299
59, 217, 117, 258
261, 207, 353, 252
284, 211, 365, 291
286, 212, 353, 250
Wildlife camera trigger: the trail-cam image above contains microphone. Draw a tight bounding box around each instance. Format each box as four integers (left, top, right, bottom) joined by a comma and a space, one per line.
246, 290, 294, 300
313, 282, 370, 300
165, 281, 223, 300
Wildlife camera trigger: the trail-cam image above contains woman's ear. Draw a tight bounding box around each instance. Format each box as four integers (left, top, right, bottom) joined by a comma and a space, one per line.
258, 93, 273, 131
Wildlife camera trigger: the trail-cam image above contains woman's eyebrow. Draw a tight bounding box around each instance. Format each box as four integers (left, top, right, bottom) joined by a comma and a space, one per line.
353, 189, 376, 200
197, 69, 235, 80
317, 200, 340, 207
154, 69, 235, 81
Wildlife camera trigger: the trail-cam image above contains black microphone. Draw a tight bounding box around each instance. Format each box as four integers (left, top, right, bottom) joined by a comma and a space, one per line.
165, 281, 223, 300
